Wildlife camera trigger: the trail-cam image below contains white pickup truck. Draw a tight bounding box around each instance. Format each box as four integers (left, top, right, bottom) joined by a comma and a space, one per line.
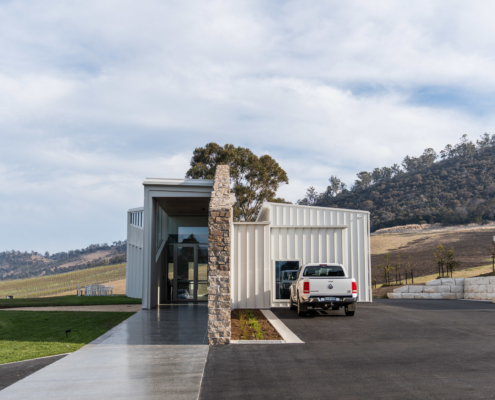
290, 263, 357, 317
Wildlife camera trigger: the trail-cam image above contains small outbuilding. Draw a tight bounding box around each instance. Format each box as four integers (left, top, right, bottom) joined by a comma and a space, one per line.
126, 166, 371, 344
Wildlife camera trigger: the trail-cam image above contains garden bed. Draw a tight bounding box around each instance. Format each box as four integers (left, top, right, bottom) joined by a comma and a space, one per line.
231, 309, 282, 341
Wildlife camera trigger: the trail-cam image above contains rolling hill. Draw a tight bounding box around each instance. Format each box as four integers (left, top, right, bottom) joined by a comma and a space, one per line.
0, 241, 126, 281
299, 134, 495, 232
0, 263, 127, 298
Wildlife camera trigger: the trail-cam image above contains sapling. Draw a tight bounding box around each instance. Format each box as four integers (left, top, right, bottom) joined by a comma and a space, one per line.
445, 248, 460, 278
376, 254, 392, 285
434, 245, 446, 278
393, 251, 402, 284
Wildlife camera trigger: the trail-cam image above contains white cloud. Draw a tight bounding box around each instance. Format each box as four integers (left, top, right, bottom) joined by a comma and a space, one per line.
1, 0, 495, 251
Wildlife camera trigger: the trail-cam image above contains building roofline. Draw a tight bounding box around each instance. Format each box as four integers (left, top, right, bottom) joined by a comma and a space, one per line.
128, 207, 144, 212
143, 178, 214, 187
261, 202, 370, 214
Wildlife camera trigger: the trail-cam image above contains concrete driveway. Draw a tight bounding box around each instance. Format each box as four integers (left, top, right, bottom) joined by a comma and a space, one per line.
200, 300, 495, 399
1, 305, 209, 400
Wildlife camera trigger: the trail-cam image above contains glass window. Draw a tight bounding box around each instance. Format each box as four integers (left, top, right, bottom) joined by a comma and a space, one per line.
176, 246, 195, 300
275, 260, 300, 300
167, 245, 174, 301
155, 205, 167, 251
178, 227, 208, 244
303, 265, 345, 277
197, 244, 208, 302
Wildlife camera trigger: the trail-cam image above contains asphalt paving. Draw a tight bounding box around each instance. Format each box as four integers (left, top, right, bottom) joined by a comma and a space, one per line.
200, 300, 495, 399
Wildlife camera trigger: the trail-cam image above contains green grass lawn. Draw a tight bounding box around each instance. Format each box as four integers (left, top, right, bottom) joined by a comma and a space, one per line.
0, 311, 134, 364
0, 295, 141, 309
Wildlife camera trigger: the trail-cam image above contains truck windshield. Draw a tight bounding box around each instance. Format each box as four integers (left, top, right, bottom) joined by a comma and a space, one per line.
303, 266, 345, 277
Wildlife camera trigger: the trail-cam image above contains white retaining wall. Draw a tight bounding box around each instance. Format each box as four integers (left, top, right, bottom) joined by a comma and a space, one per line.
388, 277, 495, 301
388, 278, 464, 299
463, 277, 495, 301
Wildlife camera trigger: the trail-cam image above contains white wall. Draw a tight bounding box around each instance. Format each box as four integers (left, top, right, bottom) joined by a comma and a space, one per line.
270, 227, 349, 307
126, 209, 144, 299
266, 203, 372, 303
232, 204, 372, 308
232, 222, 270, 309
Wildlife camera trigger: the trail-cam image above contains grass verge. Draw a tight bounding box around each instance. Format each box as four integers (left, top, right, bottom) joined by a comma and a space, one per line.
0, 295, 141, 309
0, 311, 134, 364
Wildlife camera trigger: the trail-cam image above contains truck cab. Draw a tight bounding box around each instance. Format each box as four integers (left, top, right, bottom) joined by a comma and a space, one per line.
290, 263, 357, 317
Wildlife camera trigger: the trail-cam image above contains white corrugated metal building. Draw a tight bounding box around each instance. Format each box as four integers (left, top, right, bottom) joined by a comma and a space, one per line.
232, 203, 371, 309
126, 177, 372, 309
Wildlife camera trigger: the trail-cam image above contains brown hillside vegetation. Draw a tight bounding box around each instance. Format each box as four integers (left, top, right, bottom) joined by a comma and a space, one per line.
371, 224, 495, 284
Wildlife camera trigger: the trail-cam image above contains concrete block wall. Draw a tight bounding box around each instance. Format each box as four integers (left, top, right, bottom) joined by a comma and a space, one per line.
463, 277, 495, 301
387, 278, 464, 299
388, 276, 495, 300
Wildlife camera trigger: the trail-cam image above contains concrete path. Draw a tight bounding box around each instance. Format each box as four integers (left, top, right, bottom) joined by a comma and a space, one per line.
1, 304, 143, 312
0, 304, 209, 400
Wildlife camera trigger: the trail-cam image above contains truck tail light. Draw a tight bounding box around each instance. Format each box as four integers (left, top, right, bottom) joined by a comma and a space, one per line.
352, 281, 357, 294
303, 281, 310, 294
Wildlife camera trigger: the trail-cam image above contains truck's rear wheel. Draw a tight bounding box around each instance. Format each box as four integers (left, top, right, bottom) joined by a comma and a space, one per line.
297, 297, 307, 317
345, 307, 355, 316
290, 295, 297, 310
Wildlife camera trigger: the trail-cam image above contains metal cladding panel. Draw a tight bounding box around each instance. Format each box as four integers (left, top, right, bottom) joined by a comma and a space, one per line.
267, 203, 371, 303
126, 216, 144, 299
232, 223, 269, 309
271, 228, 345, 264
234, 204, 371, 307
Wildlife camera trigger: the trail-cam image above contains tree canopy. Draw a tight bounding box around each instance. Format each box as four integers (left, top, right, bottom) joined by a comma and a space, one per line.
186, 143, 289, 221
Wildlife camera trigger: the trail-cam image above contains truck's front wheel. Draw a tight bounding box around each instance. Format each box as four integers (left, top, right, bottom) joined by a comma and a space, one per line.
297, 297, 307, 317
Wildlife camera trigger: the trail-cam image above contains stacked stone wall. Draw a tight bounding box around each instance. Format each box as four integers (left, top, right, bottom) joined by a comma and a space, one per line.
388, 277, 495, 301
207, 165, 232, 345
388, 278, 464, 299
464, 277, 495, 301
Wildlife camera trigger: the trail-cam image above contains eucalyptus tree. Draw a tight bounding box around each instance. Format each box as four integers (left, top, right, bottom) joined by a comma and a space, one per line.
186, 143, 289, 221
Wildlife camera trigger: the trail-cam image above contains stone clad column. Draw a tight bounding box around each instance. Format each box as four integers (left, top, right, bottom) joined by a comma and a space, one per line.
207, 165, 232, 345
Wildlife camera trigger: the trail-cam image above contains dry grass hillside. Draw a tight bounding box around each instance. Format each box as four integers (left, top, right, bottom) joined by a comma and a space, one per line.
0, 263, 127, 298
371, 224, 495, 284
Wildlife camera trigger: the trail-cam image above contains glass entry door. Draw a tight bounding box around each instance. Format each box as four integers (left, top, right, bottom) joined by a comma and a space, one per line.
172, 244, 208, 302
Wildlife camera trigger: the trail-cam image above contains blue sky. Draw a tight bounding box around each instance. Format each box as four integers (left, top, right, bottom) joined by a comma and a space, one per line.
1, 0, 495, 253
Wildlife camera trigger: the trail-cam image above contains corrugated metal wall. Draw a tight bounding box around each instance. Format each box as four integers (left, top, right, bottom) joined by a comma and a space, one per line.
232, 223, 270, 309
232, 203, 371, 308
270, 227, 348, 307
268, 203, 371, 303
126, 213, 144, 299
